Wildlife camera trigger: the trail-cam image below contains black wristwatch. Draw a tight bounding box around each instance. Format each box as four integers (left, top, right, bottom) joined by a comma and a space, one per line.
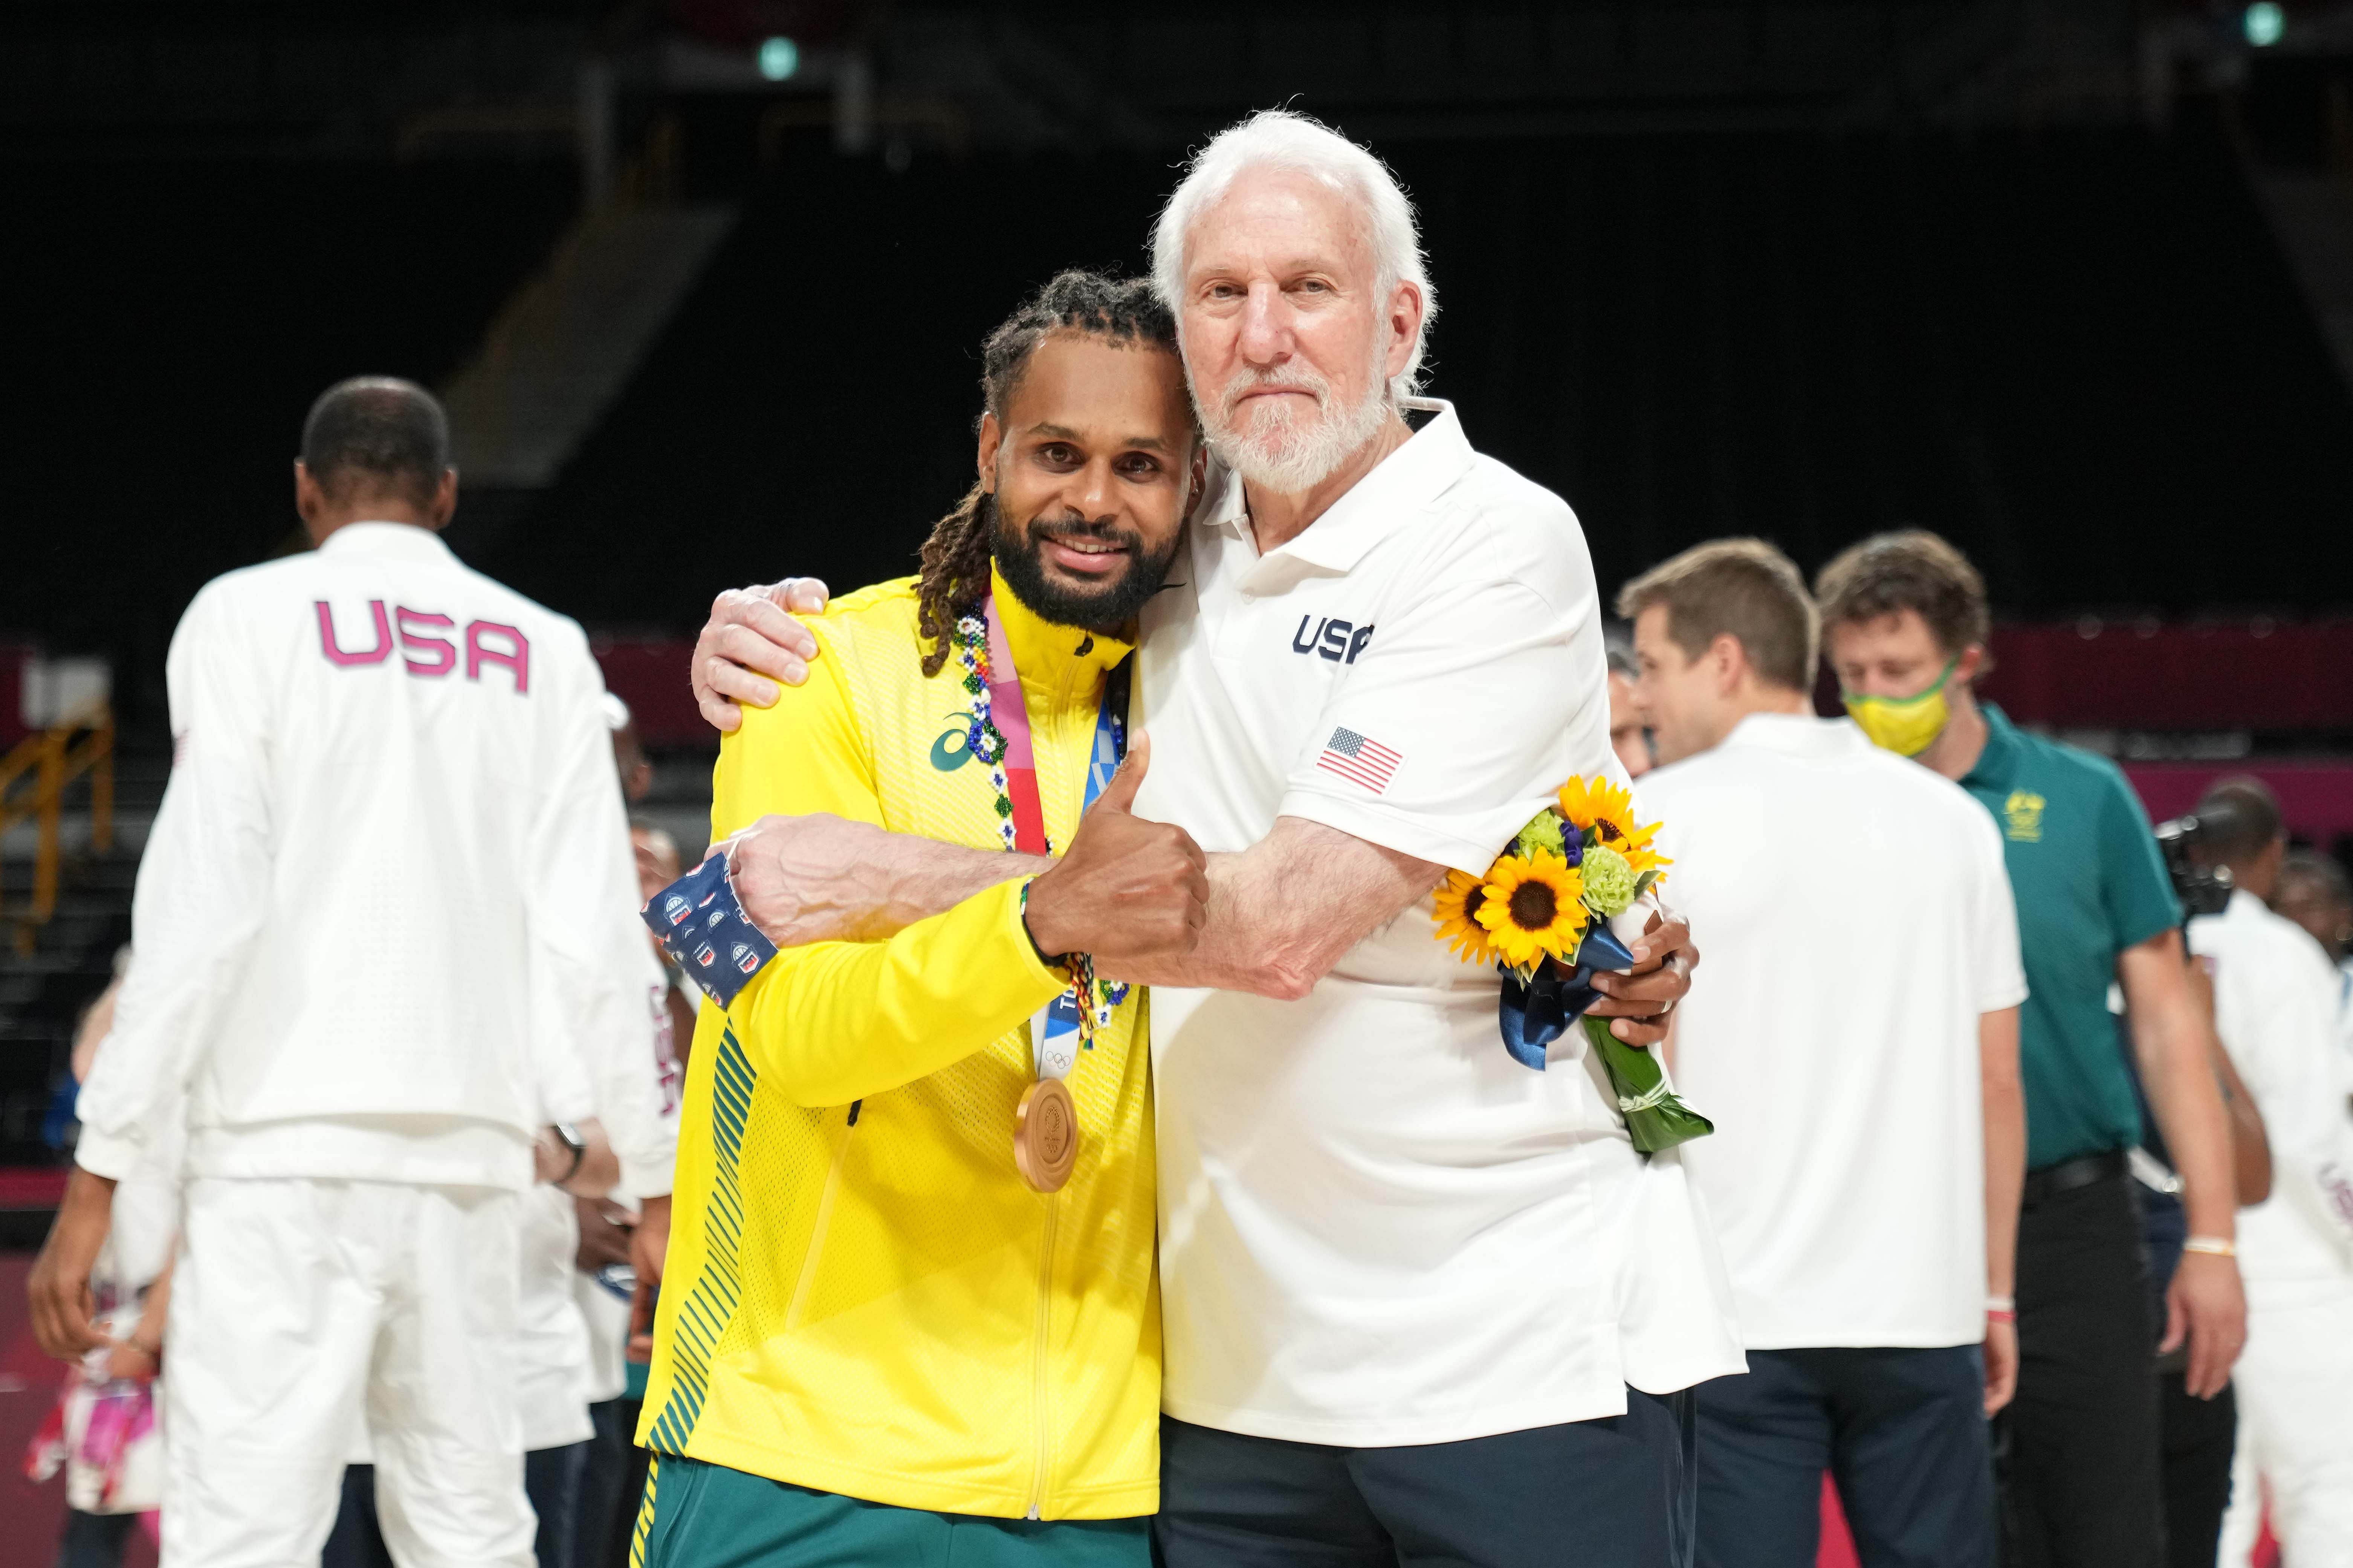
548, 1122, 586, 1185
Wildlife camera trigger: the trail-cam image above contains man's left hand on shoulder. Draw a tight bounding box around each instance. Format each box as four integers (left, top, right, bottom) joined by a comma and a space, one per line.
1585, 911, 1698, 1046
693, 579, 831, 731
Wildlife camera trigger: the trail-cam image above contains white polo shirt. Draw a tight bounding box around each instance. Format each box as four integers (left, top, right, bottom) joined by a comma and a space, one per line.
1641, 714, 2026, 1351
1131, 400, 1743, 1447
2190, 890, 2353, 1292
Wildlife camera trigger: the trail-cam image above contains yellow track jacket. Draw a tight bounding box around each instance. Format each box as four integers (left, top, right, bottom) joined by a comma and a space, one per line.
639, 568, 1159, 1521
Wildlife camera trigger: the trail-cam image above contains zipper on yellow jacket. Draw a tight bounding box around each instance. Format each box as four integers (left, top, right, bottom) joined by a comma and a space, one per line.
785, 1106, 857, 1333
1025, 1193, 1058, 1520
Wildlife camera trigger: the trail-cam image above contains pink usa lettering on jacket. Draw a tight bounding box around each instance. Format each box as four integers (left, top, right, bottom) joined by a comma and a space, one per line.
315, 600, 531, 692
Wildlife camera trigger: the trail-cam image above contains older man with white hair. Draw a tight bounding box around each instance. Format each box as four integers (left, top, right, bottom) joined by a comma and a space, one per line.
693, 110, 1739, 1566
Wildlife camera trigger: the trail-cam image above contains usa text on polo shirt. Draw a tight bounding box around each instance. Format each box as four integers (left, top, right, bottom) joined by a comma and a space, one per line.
1131, 400, 1743, 1447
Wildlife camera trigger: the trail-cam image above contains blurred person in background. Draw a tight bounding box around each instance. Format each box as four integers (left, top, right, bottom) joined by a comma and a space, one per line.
1816, 530, 2244, 1568
1620, 540, 2025, 1568
30, 952, 176, 1568
511, 1082, 663, 1568
605, 693, 655, 807
332, 699, 686, 1568
2123, 980, 2270, 1568
1605, 639, 1652, 779
326, 1120, 645, 1568
2111, 822, 2271, 1568
626, 819, 698, 1084
26, 376, 673, 1568
571, 701, 691, 1568
2272, 849, 2351, 966
2186, 780, 2353, 1568
2271, 848, 2353, 1061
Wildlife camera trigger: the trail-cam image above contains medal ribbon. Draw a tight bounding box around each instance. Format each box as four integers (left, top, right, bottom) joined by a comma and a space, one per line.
983, 599, 1050, 858
980, 595, 1131, 1076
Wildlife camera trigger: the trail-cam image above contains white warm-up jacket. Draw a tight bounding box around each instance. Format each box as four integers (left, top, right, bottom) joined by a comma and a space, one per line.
75, 522, 672, 1197
2191, 889, 2353, 1290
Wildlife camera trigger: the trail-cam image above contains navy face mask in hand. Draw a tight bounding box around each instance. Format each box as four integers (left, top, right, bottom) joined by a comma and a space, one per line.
641, 852, 779, 1008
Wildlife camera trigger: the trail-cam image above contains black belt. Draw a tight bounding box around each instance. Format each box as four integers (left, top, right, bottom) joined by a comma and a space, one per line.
2021, 1149, 2128, 1210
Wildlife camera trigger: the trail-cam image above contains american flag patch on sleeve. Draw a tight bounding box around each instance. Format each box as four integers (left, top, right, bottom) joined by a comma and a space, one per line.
1317, 727, 1401, 794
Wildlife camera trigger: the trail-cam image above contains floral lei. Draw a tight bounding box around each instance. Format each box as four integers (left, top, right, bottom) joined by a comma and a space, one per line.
951, 608, 1129, 1043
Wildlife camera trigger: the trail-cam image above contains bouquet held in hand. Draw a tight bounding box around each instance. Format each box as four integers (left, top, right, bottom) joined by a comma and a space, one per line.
1432, 776, 1712, 1156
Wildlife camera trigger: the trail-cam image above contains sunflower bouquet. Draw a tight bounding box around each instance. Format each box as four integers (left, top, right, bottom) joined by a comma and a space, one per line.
1433, 775, 1713, 1157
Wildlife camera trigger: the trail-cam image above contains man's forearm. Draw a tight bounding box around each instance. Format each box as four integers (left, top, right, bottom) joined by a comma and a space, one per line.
2137, 1007, 2238, 1238
874, 837, 1048, 934
729, 813, 1045, 948
1095, 851, 1299, 996
1981, 1008, 2025, 1299
2121, 933, 2238, 1238
735, 808, 1436, 999
1096, 819, 1446, 1000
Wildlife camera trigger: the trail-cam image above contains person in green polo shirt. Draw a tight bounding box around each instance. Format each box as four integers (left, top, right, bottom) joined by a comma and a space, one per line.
1814, 531, 2246, 1568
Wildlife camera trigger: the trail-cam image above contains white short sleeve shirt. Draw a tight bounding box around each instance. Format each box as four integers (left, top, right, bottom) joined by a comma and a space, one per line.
1640, 714, 2027, 1351
1131, 402, 1744, 1446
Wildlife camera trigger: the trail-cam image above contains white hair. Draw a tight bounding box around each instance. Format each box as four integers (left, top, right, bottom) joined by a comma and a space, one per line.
1149, 108, 1437, 405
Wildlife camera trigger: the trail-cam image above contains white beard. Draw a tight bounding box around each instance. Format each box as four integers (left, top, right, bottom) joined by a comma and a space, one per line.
1197, 345, 1394, 497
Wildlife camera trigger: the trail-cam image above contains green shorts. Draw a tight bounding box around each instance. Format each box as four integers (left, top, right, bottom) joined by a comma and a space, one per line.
633, 1455, 1153, 1568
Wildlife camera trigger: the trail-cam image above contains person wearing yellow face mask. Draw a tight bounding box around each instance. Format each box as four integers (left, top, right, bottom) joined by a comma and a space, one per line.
1843, 653, 1962, 758
1817, 530, 2248, 1568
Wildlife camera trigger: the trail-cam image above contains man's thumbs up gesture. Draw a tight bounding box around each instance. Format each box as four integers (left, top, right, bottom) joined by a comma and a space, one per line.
1022, 732, 1209, 970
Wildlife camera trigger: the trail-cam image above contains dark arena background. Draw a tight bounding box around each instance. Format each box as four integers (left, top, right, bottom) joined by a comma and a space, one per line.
6, 3, 2353, 1559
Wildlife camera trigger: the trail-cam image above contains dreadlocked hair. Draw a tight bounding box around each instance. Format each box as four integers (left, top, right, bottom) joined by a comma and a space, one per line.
915, 269, 1181, 675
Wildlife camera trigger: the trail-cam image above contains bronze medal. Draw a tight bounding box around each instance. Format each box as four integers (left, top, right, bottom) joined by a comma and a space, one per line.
1014, 1075, 1079, 1193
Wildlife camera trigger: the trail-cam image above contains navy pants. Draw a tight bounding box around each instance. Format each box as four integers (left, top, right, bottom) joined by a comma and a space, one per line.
578, 1398, 649, 1568
1157, 1388, 1696, 1567
526, 1440, 590, 1568
1696, 1346, 1994, 1568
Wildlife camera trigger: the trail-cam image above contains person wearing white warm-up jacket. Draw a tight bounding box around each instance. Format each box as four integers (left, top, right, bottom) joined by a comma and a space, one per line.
26, 376, 674, 1568
2192, 781, 2353, 1568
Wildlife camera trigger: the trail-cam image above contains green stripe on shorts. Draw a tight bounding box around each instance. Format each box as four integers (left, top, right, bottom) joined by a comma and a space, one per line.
629, 1454, 660, 1568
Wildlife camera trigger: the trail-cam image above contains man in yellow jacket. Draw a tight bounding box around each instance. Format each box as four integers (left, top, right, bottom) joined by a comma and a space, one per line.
634, 272, 1208, 1565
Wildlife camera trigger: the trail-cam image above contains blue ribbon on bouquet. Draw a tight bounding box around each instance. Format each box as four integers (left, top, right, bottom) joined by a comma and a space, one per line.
1497, 921, 1639, 1071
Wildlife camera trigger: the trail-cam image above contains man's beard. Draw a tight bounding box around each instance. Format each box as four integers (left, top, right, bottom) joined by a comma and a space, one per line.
1196, 338, 1394, 496
988, 493, 1180, 636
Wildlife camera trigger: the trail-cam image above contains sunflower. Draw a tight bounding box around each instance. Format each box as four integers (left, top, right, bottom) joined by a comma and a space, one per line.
1432, 869, 1498, 964
1473, 850, 1589, 970
1557, 775, 1670, 877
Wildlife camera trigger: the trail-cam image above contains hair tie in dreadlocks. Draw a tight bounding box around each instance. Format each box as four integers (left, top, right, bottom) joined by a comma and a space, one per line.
914, 269, 1183, 677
